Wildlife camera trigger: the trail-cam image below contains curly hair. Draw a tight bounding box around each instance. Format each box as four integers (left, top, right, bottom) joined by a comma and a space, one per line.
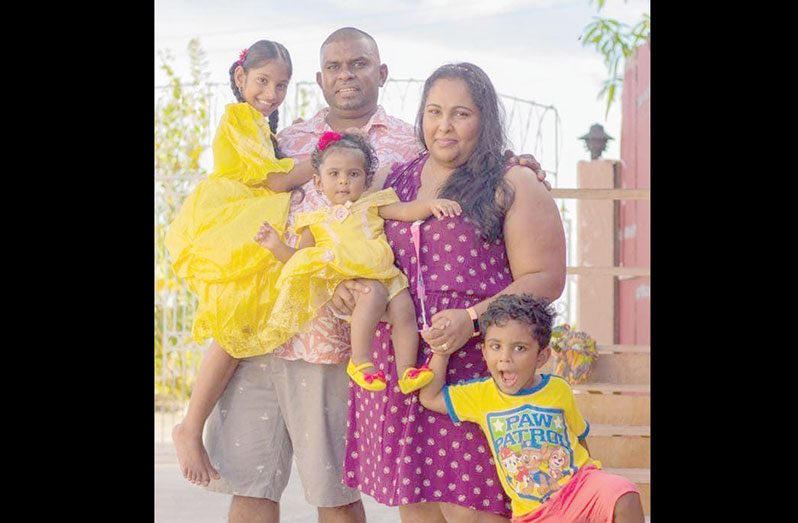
229, 39, 292, 159
479, 294, 556, 349
310, 132, 379, 188
415, 63, 515, 242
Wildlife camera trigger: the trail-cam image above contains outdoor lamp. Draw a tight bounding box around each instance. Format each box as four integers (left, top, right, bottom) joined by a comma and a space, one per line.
579, 124, 614, 160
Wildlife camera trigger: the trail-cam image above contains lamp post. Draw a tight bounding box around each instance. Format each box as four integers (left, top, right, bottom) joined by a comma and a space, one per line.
579, 124, 614, 160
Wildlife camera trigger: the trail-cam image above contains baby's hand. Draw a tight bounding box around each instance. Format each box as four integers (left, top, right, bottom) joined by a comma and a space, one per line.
429, 199, 462, 219
254, 221, 283, 251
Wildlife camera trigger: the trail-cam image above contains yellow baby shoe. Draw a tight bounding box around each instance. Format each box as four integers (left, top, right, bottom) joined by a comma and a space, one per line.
398, 365, 434, 394
347, 360, 387, 392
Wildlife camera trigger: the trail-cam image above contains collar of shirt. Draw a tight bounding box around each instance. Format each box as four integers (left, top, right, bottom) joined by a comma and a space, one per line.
296, 105, 392, 135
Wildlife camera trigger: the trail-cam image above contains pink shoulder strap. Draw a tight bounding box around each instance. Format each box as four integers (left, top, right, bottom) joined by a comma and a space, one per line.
409, 220, 429, 331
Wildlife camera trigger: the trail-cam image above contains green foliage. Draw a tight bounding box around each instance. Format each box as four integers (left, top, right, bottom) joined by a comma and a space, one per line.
296, 83, 315, 120
581, 2, 650, 118
155, 39, 212, 410
155, 39, 211, 179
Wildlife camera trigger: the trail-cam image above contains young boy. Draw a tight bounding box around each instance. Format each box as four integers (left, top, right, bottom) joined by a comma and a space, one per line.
419, 294, 645, 522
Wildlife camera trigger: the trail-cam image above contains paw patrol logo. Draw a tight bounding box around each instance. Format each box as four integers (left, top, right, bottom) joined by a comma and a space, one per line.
488, 405, 575, 501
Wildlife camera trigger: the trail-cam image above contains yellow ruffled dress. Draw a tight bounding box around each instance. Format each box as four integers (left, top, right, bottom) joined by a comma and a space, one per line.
260, 188, 409, 353
165, 102, 294, 358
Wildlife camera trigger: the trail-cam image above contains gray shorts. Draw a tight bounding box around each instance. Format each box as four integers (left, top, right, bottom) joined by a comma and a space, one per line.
203, 355, 360, 507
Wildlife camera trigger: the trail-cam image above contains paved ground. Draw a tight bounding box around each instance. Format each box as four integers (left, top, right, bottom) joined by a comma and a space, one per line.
155, 443, 401, 523
155, 416, 650, 522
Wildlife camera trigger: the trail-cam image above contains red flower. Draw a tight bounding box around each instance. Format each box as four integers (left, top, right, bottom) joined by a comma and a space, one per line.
318, 131, 342, 151
237, 48, 249, 65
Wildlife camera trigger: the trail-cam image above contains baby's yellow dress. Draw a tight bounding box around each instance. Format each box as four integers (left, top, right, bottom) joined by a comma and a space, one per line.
165, 102, 294, 358
260, 188, 409, 353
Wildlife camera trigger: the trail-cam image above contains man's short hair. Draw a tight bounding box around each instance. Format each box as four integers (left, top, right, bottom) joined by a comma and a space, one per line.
321, 27, 379, 57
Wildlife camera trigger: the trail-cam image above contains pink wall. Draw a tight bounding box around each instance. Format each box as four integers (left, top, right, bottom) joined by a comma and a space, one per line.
618, 40, 650, 345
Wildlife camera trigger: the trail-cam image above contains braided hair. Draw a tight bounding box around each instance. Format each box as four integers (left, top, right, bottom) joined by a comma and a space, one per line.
415, 63, 515, 242
229, 39, 292, 158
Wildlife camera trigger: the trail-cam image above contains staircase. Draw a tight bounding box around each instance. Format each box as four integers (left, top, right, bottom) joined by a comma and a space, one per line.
542, 343, 650, 516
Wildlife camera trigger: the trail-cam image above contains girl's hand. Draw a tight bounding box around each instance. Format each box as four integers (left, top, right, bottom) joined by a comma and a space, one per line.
330, 280, 372, 316
421, 309, 473, 356
254, 221, 282, 251
429, 199, 462, 219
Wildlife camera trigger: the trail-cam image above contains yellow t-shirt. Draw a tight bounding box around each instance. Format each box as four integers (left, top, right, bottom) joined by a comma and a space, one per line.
444, 374, 600, 518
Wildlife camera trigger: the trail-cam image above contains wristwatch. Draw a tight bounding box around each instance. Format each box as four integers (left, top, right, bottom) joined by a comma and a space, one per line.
466, 307, 480, 337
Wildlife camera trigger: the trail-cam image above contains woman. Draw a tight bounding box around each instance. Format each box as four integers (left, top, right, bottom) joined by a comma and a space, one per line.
336, 63, 566, 522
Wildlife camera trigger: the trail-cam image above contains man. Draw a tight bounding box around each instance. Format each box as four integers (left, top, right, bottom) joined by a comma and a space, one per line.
203, 27, 546, 523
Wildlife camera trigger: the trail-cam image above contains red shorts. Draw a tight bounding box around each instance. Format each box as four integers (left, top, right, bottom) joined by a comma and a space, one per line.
512, 465, 639, 523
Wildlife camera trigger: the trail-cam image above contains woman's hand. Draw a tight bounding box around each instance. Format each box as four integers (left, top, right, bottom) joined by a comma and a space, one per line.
330, 280, 372, 316
421, 309, 474, 356
429, 199, 462, 219
503, 150, 551, 191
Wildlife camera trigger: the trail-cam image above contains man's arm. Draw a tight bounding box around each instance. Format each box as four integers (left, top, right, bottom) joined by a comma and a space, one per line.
418, 353, 451, 414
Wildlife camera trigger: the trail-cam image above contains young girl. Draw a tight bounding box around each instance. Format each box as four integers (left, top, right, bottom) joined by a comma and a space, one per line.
255, 131, 460, 394
165, 39, 314, 486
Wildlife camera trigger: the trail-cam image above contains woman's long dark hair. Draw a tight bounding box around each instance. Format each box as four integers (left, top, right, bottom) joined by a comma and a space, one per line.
415, 63, 514, 242
229, 39, 292, 159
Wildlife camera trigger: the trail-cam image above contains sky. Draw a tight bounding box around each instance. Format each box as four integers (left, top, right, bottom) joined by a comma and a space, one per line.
155, 0, 650, 191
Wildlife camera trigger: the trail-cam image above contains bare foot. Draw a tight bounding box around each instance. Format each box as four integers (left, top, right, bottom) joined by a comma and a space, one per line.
172, 422, 220, 486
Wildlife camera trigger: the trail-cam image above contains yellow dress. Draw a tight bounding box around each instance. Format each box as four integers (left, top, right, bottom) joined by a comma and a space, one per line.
164, 102, 294, 358
260, 188, 409, 353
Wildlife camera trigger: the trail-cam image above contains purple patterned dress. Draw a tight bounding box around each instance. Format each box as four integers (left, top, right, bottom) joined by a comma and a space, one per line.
343, 153, 513, 517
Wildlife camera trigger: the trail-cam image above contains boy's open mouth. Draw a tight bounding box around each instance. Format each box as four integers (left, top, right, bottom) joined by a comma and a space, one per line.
499, 371, 518, 389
